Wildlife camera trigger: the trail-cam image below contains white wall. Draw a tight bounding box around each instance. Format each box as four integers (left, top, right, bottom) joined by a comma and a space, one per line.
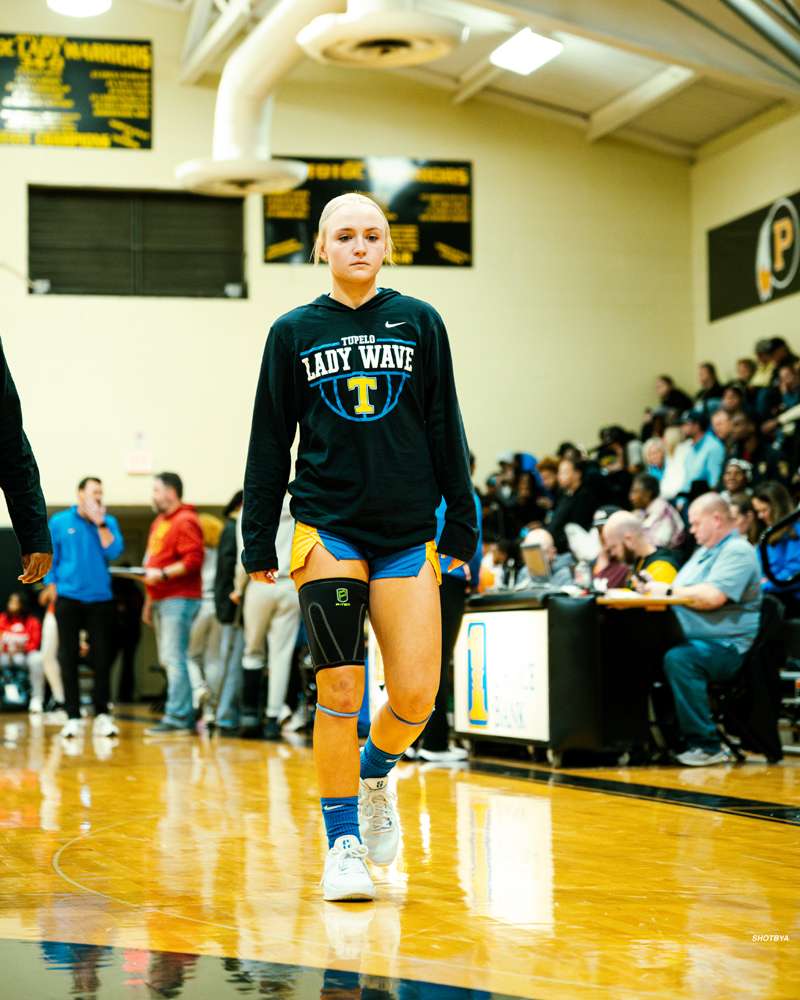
1, 0, 694, 511
691, 111, 800, 381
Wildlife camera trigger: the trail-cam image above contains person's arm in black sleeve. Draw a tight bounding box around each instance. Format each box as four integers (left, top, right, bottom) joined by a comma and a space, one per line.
422, 312, 478, 563
0, 339, 52, 561
214, 520, 237, 623
242, 327, 296, 574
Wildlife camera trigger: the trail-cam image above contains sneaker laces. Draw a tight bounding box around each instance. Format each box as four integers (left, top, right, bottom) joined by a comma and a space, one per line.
321, 841, 370, 884
362, 787, 396, 833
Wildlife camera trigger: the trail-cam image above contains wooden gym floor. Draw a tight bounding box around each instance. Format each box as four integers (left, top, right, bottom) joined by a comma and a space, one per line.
1, 710, 798, 999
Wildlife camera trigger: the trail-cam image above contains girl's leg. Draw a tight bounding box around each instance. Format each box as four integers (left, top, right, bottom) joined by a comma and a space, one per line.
293, 545, 368, 830
367, 560, 441, 755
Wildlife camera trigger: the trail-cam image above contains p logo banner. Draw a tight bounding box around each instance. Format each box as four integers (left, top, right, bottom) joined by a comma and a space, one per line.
756, 198, 800, 303
467, 622, 489, 727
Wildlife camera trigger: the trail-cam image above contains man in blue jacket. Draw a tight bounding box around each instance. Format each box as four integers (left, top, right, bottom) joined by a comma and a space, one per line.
42, 477, 125, 739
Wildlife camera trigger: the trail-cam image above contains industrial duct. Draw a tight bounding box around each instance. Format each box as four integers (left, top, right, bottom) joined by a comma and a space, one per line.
175, 0, 347, 196
176, 0, 466, 196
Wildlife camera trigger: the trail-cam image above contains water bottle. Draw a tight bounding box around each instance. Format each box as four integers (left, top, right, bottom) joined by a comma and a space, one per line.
574, 559, 592, 591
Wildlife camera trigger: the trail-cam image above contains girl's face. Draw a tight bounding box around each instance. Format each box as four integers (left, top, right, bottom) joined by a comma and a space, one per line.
723, 465, 746, 493
319, 204, 388, 286
752, 497, 771, 526
540, 469, 556, 490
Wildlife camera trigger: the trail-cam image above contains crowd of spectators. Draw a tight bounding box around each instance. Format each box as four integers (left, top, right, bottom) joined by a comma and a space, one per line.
478, 336, 800, 622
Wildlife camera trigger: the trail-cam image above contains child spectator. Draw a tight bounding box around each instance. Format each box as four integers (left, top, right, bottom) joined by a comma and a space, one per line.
0, 593, 44, 713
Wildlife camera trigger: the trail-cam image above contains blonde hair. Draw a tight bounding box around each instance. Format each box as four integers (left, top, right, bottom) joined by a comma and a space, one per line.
312, 192, 395, 266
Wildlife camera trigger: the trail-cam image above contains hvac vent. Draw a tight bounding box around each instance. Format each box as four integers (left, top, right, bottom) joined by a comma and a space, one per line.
297, 5, 467, 67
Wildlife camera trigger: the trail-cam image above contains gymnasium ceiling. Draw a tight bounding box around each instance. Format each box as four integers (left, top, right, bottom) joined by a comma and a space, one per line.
138, 0, 800, 159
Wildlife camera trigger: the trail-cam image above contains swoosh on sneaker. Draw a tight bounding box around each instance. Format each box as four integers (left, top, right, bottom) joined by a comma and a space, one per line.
385, 321, 406, 328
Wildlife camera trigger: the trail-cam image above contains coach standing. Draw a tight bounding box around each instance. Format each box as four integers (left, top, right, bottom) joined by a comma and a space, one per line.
42, 477, 125, 739
142, 473, 204, 736
0, 338, 52, 583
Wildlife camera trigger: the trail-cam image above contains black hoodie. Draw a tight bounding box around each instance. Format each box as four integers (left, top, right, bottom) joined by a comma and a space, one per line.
242, 288, 478, 572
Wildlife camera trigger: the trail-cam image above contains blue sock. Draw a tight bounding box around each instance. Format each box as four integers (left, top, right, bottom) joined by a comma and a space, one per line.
320, 796, 360, 849
360, 737, 403, 780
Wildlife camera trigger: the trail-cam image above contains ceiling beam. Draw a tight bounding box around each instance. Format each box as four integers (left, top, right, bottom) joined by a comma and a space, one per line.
179, 0, 251, 84
468, 0, 800, 100
586, 65, 696, 141
451, 56, 504, 104
181, 0, 216, 64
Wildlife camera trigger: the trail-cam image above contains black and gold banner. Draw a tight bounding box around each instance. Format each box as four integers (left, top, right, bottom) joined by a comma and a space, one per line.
0, 33, 152, 149
708, 191, 800, 321
264, 157, 472, 266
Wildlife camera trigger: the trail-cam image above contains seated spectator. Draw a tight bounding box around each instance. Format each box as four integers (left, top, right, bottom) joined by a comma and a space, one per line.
629, 473, 685, 549
634, 493, 762, 766
506, 471, 543, 537
486, 538, 523, 590
520, 528, 574, 586
730, 412, 788, 486
767, 338, 798, 388
548, 457, 601, 553
0, 593, 45, 713
660, 426, 691, 501
596, 426, 634, 506
752, 481, 800, 618
494, 449, 519, 503
761, 360, 800, 436
719, 458, 752, 501
534, 457, 560, 519
603, 511, 680, 590
749, 339, 775, 390
729, 492, 760, 545
592, 506, 628, 590
643, 437, 667, 480
710, 408, 736, 467
695, 363, 724, 408
720, 383, 746, 419
735, 357, 756, 391
680, 408, 726, 499
654, 375, 692, 415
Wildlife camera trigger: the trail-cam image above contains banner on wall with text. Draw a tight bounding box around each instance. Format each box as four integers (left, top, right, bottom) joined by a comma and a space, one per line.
264, 157, 472, 266
708, 191, 800, 321
0, 33, 152, 149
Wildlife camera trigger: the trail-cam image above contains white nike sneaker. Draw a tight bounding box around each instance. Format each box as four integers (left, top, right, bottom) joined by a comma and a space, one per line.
321, 835, 376, 902
359, 776, 400, 866
92, 713, 119, 738
60, 718, 83, 739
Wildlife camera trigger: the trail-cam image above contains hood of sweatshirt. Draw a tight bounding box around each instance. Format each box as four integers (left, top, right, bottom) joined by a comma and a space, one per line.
308, 288, 401, 312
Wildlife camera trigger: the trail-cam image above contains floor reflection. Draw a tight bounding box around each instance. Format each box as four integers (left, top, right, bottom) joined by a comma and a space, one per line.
3, 939, 520, 999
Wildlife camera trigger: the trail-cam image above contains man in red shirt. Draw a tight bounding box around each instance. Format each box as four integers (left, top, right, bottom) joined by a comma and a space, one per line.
142, 473, 204, 736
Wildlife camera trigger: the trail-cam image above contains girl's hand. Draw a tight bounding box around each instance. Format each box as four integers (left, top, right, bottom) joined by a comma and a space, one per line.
249, 570, 278, 584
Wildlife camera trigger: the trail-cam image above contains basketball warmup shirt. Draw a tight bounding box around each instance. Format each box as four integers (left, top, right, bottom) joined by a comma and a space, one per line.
242, 288, 478, 574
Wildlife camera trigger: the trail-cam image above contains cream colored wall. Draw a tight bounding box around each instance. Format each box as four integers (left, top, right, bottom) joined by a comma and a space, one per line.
691, 111, 800, 381
1, 0, 694, 512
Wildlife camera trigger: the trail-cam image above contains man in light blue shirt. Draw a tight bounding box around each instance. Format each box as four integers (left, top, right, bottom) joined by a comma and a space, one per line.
680, 409, 726, 495
636, 492, 761, 766
42, 477, 125, 739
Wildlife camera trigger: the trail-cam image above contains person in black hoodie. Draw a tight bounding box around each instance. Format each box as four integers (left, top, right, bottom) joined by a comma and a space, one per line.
242, 193, 478, 902
0, 338, 51, 583
548, 457, 601, 553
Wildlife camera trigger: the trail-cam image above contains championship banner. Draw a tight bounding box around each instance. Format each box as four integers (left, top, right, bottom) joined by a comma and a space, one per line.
0, 33, 152, 149
264, 157, 472, 266
708, 191, 800, 321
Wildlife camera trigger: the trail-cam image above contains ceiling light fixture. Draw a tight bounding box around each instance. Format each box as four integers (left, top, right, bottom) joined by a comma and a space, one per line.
489, 29, 563, 75
47, 0, 112, 16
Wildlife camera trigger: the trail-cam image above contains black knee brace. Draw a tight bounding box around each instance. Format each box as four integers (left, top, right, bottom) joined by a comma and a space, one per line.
298, 578, 369, 672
